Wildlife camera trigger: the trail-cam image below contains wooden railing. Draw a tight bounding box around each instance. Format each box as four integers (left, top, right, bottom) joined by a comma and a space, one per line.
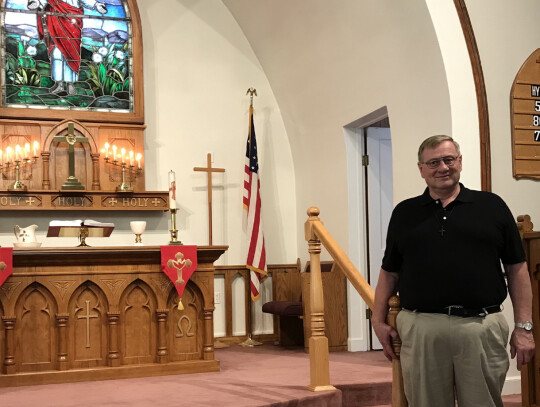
305, 206, 407, 406
213, 263, 300, 346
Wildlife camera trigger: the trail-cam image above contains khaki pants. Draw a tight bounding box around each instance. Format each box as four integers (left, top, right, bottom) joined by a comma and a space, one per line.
396, 309, 509, 407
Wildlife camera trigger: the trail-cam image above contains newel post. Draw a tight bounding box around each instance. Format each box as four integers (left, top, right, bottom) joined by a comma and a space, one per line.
305, 207, 336, 392
387, 295, 408, 407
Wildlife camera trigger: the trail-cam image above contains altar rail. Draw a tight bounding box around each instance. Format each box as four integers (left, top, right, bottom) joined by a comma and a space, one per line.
304, 207, 407, 406
214, 262, 301, 345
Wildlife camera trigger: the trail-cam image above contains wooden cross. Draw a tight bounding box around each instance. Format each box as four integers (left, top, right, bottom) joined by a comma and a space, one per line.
193, 153, 225, 245
53, 122, 88, 190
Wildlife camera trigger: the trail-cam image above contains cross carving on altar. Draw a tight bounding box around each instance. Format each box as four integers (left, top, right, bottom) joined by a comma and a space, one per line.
193, 153, 225, 245
77, 300, 98, 348
53, 122, 88, 190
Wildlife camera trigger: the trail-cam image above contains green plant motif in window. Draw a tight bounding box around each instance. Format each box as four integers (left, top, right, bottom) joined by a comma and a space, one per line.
86, 43, 130, 97
8, 41, 41, 86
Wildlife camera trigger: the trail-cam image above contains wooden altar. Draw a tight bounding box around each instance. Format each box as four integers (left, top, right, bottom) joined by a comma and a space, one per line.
0, 245, 227, 387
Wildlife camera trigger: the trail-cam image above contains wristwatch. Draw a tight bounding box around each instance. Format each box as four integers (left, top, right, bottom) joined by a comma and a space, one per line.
515, 321, 534, 332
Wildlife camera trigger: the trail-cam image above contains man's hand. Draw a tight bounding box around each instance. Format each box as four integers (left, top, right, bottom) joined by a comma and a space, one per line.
510, 328, 535, 370
372, 319, 398, 361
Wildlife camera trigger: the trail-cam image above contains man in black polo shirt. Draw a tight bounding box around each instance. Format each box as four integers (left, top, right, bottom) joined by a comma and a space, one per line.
372, 135, 535, 407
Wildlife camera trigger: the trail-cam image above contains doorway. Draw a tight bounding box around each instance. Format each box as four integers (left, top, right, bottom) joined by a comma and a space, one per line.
365, 125, 393, 350
345, 107, 393, 351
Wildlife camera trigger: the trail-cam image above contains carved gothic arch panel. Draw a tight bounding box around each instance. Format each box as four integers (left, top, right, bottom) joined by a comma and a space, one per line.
119, 279, 156, 364
14, 282, 58, 372
68, 281, 108, 367
167, 282, 203, 361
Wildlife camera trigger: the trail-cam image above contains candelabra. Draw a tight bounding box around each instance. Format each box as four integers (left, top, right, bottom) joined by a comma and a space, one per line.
0, 142, 40, 191
102, 144, 143, 192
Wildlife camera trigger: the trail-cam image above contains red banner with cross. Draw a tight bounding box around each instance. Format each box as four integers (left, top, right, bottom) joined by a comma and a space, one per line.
0, 248, 13, 288
160, 245, 197, 309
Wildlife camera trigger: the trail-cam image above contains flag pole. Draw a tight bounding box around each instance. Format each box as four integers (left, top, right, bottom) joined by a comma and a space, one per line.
240, 87, 263, 347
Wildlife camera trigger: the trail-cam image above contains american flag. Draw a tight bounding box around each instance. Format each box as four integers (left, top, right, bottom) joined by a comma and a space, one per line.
243, 105, 267, 301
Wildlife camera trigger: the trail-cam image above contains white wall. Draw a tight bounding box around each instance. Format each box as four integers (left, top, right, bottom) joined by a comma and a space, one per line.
425, 0, 480, 189
225, 0, 452, 262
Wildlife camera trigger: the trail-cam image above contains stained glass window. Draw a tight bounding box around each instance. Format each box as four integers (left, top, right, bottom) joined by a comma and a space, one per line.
1, 0, 133, 113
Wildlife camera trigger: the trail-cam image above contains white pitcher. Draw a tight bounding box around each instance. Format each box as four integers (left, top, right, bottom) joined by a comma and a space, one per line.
14, 225, 38, 243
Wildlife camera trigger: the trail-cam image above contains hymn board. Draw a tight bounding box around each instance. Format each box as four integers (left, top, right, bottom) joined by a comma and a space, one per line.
511, 48, 540, 179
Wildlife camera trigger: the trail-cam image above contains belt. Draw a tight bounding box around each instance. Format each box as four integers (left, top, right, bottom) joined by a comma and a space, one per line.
403, 304, 502, 318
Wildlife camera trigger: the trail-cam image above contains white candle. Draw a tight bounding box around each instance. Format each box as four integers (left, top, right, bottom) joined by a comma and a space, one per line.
136, 153, 142, 169
168, 170, 177, 210
112, 145, 117, 161
129, 150, 134, 166
104, 142, 110, 159
24, 143, 29, 159
0, 150, 3, 165
6, 147, 11, 163
15, 144, 20, 161
33, 141, 39, 157
121, 148, 126, 164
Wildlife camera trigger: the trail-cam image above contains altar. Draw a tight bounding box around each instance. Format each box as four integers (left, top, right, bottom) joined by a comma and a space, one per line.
0, 245, 227, 387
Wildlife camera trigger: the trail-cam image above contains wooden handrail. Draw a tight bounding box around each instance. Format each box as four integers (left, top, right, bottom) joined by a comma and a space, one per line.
305, 206, 407, 406
306, 207, 374, 309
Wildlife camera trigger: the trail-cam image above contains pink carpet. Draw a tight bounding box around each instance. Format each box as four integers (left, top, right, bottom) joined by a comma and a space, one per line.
0, 344, 522, 407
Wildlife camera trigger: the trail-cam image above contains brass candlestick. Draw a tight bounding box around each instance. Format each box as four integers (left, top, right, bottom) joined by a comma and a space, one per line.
116, 162, 133, 192
8, 159, 27, 191
169, 208, 183, 245
103, 152, 142, 192
77, 226, 90, 247
5, 154, 39, 192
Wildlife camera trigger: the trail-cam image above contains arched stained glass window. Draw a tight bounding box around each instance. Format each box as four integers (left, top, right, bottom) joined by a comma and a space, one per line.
0, 0, 143, 122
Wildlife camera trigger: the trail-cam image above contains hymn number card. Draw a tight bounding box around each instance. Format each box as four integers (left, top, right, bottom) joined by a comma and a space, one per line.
511, 48, 540, 179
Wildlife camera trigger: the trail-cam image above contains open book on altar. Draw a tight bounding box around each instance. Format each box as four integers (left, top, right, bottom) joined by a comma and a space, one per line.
47, 220, 115, 238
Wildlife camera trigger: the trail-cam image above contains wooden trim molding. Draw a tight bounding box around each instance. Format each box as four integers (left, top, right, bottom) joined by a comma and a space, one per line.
454, 0, 491, 191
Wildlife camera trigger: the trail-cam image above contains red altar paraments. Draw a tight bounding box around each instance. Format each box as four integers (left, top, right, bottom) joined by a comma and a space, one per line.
161, 245, 197, 309
0, 247, 13, 288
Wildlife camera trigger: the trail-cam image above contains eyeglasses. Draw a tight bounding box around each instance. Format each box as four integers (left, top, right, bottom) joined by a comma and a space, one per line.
421, 155, 459, 169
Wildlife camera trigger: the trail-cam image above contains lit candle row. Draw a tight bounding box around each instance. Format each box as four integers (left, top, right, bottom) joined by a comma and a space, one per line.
0, 141, 39, 165
101, 142, 142, 169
